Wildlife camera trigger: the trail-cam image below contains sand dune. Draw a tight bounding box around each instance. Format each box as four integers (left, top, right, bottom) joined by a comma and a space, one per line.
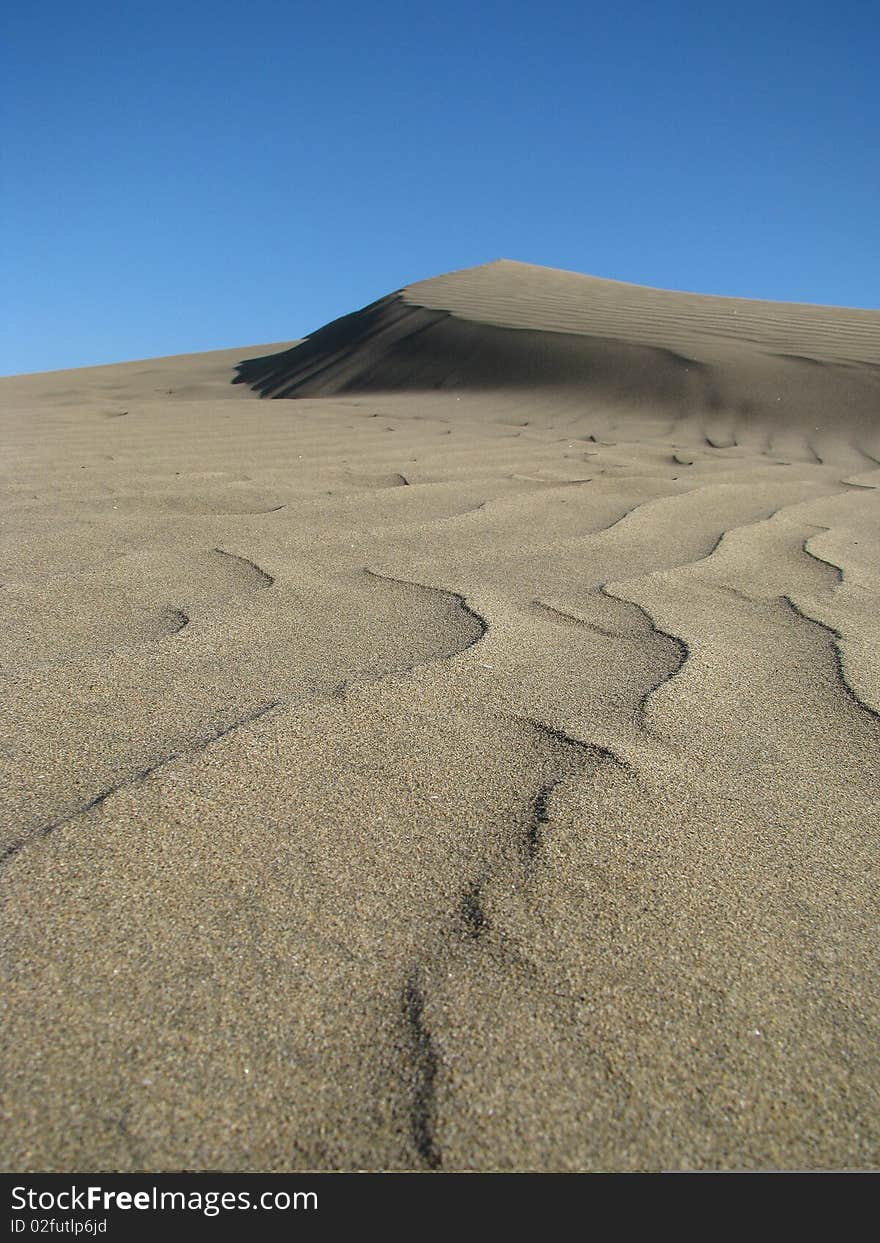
236, 260, 880, 460
1, 261, 878, 1171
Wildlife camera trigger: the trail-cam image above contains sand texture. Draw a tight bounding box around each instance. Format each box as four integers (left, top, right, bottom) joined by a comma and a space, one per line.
1, 261, 879, 1171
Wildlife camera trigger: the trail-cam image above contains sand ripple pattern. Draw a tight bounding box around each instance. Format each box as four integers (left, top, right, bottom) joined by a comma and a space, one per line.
1, 262, 879, 1171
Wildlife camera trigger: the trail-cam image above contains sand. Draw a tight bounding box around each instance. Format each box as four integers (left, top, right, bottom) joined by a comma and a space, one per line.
1, 260, 878, 1171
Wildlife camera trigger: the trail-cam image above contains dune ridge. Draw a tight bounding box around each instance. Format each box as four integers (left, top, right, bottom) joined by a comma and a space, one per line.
234, 261, 880, 462
1, 260, 879, 1171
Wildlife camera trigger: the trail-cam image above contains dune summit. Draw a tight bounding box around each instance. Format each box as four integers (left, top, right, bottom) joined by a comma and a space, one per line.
235, 259, 880, 462
1, 261, 879, 1172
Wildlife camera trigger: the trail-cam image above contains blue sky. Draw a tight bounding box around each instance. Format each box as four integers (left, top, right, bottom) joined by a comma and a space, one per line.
2, 1, 878, 374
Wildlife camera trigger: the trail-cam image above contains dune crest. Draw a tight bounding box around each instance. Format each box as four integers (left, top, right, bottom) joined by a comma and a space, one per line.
234, 260, 880, 463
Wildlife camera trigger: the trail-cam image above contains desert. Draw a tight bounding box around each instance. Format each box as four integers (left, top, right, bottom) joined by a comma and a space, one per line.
1, 259, 879, 1171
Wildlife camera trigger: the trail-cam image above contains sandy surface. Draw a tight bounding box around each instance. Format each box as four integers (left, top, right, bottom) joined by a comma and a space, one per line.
1, 261, 879, 1171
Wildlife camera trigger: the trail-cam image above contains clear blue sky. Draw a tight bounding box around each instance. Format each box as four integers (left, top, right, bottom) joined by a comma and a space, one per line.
2, 1, 878, 374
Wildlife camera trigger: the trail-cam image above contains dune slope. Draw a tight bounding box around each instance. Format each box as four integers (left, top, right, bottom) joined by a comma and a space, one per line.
1, 262, 879, 1172
236, 260, 880, 459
